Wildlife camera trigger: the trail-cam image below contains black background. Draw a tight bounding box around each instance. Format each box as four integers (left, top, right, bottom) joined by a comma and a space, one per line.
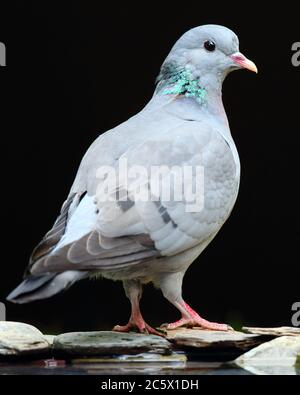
0, 2, 299, 334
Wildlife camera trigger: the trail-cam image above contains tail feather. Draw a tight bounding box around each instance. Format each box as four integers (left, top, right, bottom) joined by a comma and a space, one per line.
7, 271, 88, 304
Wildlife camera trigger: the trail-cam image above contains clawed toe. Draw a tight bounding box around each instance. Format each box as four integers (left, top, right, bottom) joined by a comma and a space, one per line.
161, 318, 234, 332
144, 323, 167, 337
226, 325, 234, 331
113, 322, 166, 337
113, 324, 131, 332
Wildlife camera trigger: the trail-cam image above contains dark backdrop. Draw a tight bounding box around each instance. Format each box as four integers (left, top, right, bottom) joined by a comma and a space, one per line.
0, 2, 299, 334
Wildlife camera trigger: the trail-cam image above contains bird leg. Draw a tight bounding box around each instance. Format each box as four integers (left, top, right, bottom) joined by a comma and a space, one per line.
158, 272, 232, 331
161, 301, 233, 331
113, 280, 163, 336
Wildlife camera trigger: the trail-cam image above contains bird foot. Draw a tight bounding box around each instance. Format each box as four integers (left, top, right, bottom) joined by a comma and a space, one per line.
161, 317, 232, 331
161, 301, 233, 331
113, 321, 165, 337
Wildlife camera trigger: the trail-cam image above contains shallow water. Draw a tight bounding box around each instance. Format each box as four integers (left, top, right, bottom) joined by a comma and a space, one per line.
0, 360, 299, 375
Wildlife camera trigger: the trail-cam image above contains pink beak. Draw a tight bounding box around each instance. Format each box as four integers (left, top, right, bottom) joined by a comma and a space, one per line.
230, 52, 258, 73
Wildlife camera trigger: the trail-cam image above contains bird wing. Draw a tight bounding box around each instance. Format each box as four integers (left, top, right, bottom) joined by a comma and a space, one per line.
94, 120, 239, 256
28, 119, 238, 276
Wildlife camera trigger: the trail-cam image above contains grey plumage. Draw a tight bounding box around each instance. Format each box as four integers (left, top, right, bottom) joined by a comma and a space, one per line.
7, 25, 257, 332
7, 271, 88, 304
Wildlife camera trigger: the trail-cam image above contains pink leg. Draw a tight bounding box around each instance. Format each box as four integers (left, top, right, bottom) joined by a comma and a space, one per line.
113, 304, 162, 336
113, 280, 163, 337
162, 301, 233, 331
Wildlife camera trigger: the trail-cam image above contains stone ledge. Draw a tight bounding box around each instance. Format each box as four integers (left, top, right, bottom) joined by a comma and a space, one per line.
242, 326, 300, 337
53, 331, 171, 356
0, 322, 51, 357
233, 335, 300, 375
166, 327, 264, 350
2, 321, 300, 368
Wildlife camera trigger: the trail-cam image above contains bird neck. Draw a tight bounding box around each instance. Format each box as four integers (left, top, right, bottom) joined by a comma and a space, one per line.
156, 62, 207, 104
155, 61, 228, 128
155, 62, 207, 104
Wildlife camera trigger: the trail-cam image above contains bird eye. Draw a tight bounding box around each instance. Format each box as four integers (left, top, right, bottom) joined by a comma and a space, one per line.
204, 40, 216, 52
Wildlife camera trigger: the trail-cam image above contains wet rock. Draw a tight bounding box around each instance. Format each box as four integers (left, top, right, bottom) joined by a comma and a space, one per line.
53, 331, 171, 356
166, 328, 263, 350
242, 326, 300, 337
0, 321, 51, 356
234, 335, 300, 374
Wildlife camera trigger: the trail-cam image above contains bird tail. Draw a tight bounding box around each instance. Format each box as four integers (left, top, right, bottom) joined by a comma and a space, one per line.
6, 270, 88, 304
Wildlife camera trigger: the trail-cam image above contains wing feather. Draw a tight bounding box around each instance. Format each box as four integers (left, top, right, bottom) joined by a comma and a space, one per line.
27, 119, 238, 276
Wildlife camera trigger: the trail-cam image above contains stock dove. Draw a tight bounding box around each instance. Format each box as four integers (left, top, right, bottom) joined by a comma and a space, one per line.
8, 25, 257, 334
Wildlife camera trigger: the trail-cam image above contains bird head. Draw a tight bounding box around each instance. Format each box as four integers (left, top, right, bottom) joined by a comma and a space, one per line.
156, 25, 257, 101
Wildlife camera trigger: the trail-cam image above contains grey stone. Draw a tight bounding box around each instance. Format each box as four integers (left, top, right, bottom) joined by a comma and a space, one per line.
0, 321, 51, 356
234, 336, 300, 375
53, 331, 171, 356
243, 326, 300, 337
166, 328, 263, 350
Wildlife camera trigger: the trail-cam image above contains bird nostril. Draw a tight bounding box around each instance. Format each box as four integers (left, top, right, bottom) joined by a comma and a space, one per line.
231, 54, 246, 62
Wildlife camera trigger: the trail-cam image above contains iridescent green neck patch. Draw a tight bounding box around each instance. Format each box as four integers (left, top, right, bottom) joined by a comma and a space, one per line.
156, 62, 206, 104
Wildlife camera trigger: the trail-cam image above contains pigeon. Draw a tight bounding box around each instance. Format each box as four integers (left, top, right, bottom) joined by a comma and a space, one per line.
7, 25, 257, 335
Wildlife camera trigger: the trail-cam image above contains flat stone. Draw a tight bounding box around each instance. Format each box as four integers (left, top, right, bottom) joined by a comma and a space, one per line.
234, 335, 300, 373
53, 331, 171, 356
243, 326, 300, 337
166, 328, 262, 350
0, 321, 51, 356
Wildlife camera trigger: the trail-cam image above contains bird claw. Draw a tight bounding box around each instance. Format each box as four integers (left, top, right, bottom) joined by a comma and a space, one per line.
226, 325, 234, 332
113, 322, 166, 337
161, 318, 234, 332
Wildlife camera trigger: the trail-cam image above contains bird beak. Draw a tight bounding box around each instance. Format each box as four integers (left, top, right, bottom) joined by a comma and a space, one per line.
230, 52, 258, 73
